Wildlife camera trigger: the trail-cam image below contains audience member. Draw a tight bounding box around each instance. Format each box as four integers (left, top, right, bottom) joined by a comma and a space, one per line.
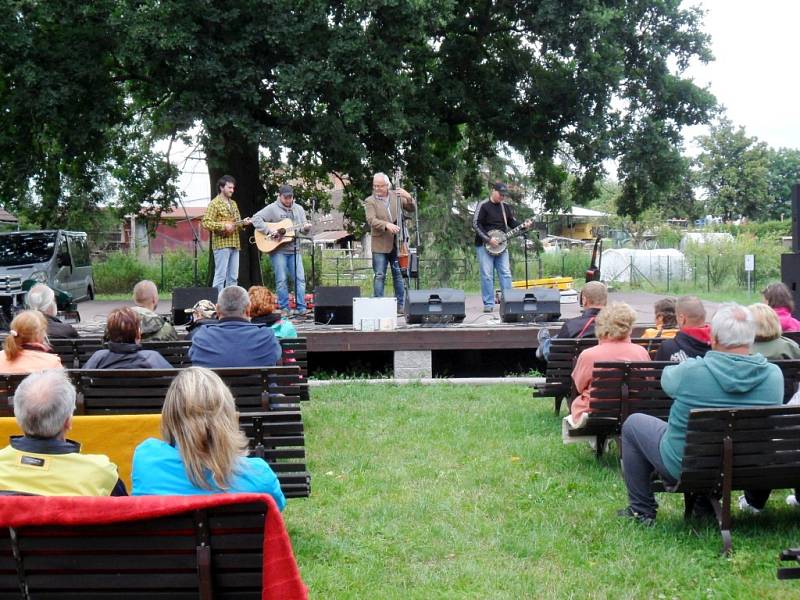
762, 282, 800, 333
566, 302, 650, 429
617, 304, 783, 525
749, 302, 800, 360
131, 367, 285, 508
25, 284, 79, 339
248, 286, 298, 339
653, 296, 710, 362
188, 286, 281, 367
641, 297, 678, 339
185, 299, 218, 337
127, 280, 178, 342
84, 308, 172, 369
0, 311, 61, 374
0, 369, 126, 495
558, 281, 607, 338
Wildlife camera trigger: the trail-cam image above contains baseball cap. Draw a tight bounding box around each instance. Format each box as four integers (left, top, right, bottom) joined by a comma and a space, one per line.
279, 184, 294, 196
184, 299, 216, 319
492, 182, 510, 196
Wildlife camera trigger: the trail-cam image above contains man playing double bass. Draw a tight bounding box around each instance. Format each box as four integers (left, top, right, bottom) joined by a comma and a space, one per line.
364, 172, 416, 313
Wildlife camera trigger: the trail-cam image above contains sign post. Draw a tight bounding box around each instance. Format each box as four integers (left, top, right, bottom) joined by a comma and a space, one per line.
745, 254, 755, 294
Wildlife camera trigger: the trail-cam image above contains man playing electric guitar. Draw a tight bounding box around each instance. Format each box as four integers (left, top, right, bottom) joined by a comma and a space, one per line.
251, 184, 312, 316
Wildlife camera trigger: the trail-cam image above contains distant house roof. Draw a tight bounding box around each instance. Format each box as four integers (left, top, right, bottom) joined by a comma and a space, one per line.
0, 208, 18, 224
157, 207, 206, 220
545, 206, 610, 218
314, 230, 352, 243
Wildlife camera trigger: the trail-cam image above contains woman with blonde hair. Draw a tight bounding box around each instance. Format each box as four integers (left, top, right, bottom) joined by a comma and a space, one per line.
131, 367, 285, 509
567, 302, 650, 429
0, 310, 61, 373
247, 285, 297, 339
749, 302, 800, 360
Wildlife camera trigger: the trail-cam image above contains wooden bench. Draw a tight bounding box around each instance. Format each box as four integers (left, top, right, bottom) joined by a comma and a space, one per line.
535, 337, 667, 414
0, 497, 305, 599
240, 411, 310, 498
779, 547, 800, 579
652, 405, 800, 555
0, 366, 306, 416
565, 360, 674, 457
49, 337, 309, 381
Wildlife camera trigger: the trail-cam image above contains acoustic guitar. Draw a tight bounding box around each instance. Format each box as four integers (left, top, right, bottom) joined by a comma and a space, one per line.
253, 218, 303, 254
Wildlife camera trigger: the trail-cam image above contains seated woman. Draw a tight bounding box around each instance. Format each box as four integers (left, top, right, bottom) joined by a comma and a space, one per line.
749, 302, 800, 359
641, 297, 678, 339
84, 307, 172, 369
131, 367, 286, 510
26, 284, 79, 339
248, 285, 297, 339
762, 282, 800, 332
566, 302, 650, 429
0, 310, 61, 373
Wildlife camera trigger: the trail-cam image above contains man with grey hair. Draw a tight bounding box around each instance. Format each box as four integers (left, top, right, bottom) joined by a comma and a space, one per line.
617, 303, 783, 526
0, 370, 125, 495
129, 280, 177, 342
187, 285, 281, 367
26, 283, 78, 338
364, 172, 416, 313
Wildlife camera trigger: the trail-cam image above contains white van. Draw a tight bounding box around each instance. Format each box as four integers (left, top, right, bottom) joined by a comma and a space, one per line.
0, 231, 95, 309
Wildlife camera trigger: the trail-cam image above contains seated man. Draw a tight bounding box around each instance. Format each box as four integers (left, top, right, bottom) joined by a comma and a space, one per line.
128, 280, 178, 342
188, 286, 281, 368
537, 281, 607, 360
26, 283, 79, 339
617, 303, 783, 525
654, 295, 710, 362
0, 369, 126, 496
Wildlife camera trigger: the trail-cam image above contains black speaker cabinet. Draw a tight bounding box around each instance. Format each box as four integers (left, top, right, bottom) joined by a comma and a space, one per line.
314, 286, 361, 325
405, 288, 466, 324
500, 287, 561, 323
171, 287, 218, 326
793, 183, 800, 253
782, 254, 800, 318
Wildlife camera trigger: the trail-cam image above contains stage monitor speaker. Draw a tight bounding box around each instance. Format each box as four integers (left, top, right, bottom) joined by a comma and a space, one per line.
782, 253, 800, 318
171, 287, 218, 326
405, 288, 466, 324
314, 286, 361, 325
499, 287, 561, 323
793, 183, 800, 253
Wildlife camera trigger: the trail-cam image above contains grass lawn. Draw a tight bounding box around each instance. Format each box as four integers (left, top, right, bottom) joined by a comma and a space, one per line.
286, 383, 800, 598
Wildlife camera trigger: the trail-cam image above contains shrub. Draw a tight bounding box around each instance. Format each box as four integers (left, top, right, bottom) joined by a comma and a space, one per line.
93, 252, 151, 294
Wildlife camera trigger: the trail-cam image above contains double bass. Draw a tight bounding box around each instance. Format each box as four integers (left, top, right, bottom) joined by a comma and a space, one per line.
393, 169, 411, 273
585, 236, 602, 282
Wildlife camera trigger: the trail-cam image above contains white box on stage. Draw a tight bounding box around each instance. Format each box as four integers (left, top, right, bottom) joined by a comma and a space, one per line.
353, 297, 397, 331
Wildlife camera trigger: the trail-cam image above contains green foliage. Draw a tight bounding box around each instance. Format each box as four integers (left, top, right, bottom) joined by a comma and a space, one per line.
93, 249, 211, 294
290, 383, 800, 597
681, 236, 782, 290
712, 219, 790, 243
93, 252, 151, 294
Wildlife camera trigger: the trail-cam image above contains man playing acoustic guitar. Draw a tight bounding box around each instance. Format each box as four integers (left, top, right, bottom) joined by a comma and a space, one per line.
202, 175, 251, 293
251, 184, 312, 316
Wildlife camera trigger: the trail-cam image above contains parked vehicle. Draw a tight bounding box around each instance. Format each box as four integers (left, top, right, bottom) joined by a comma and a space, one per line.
0, 231, 94, 319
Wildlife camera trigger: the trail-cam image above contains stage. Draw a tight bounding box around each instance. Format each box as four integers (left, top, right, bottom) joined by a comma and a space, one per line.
72, 290, 704, 378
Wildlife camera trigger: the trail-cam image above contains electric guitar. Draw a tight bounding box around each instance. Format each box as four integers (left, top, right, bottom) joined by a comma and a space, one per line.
253, 218, 308, 254
484, 218, 536, 256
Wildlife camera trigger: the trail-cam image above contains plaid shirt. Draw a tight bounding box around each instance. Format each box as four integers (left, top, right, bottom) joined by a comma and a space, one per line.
202, 194, 243, 250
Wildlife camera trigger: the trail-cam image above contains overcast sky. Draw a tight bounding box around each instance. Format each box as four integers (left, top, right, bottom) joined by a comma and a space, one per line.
175, 1, 800, 204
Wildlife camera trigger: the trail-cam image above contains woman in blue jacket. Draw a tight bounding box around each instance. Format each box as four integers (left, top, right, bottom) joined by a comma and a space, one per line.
131, 367, 285, 510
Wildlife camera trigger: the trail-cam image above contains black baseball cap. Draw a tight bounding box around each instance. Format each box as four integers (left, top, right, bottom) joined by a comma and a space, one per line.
492, 182, 510, 196
279, 184, 294, 196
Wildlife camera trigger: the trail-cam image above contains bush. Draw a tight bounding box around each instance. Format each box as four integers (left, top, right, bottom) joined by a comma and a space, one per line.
93, 252, 151, 294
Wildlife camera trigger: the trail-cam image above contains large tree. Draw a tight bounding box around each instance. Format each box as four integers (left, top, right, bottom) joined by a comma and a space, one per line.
1, 0, 716, 285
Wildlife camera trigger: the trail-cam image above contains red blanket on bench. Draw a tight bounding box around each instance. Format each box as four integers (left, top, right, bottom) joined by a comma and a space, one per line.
0, 493, 307, 600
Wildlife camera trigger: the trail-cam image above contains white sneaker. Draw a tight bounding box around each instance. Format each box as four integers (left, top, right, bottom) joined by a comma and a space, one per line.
787, 494, 800, 507
737, 495, 762, 514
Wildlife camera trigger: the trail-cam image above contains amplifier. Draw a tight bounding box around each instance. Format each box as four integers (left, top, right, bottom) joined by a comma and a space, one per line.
171, 287, 218, 326
500, 287, 561, 323
405, 288, 466, 324
313, 286, 361, 325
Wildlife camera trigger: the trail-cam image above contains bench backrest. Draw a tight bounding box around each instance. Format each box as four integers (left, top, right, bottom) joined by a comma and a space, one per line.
0, 366, 304, 416
677, 405, 800, 493
240, 411, 310, 498
589, 360, 674, 422
0, 501, 268, 599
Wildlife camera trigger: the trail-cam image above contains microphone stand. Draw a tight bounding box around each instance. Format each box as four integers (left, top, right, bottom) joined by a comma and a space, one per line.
522, 231, 529, 288
412, 188, 421, 290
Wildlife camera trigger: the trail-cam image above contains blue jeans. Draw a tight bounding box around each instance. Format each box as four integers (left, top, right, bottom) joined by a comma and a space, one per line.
212, 247, 239, 292
270, 252, 306, 311
476, 245, 512, 307
373, 247, 405, 307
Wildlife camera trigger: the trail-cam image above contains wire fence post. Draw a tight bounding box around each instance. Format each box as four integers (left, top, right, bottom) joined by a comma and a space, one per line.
707, 255, 711, 293
160, 254, 165, 290
667, 256, 670, 293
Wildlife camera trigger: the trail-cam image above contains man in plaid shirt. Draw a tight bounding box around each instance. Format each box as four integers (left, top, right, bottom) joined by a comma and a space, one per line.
202, 175, 251, 292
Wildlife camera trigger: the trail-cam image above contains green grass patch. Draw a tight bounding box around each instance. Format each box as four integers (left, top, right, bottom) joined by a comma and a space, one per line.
287, 383, 800, 598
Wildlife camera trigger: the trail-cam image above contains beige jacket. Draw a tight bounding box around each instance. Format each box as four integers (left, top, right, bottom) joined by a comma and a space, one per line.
364, 192, 416, 254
